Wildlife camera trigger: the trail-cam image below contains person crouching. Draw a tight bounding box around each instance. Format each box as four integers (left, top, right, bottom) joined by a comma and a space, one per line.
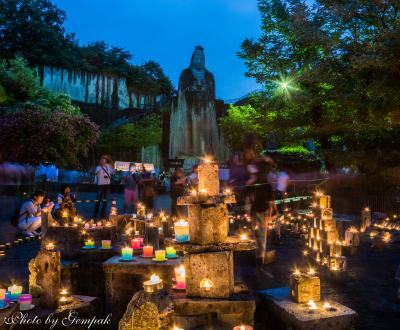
18, 190, 53, 237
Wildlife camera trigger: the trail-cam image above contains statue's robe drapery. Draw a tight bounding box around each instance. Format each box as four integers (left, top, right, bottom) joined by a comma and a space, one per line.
169, 46, 228, 161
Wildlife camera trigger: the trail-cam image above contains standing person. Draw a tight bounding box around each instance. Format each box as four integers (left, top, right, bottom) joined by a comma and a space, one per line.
123, 163, 139, 213
170, 168, 186, 217
140, 165, 155, 209
18, 190, 53, 237
93, 155, 114, 219
246, 157, 276, 266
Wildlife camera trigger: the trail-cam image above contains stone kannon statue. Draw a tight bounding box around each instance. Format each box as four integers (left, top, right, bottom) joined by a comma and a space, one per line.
169, 46, 228, 161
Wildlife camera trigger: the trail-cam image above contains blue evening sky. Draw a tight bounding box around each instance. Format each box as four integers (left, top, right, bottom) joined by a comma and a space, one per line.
52, 0, 261, 100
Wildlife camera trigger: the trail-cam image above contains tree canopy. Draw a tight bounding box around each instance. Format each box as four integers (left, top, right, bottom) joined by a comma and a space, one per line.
96, 114, 163, 160
222, 0, 400, 173
0, 0, 173, 95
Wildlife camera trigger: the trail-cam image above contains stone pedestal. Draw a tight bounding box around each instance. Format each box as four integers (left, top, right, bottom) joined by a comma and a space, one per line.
187, 204, 228, 244
361, 209, 371, 232
323, 229, 339, 243
172, 283, 255, 329
42, 226, 82, 259
329, 243, 343, 257
289, 274, 320, 303
345, 229, 360, 247
28, 250, 61, 309
198, 162, 219, 196
165, 236, 256, 254
319, 195, 331, 209
260, 287, 358, 330
329, 255, 347, 271
185, 251, 234, 299
103, 256, 182, 325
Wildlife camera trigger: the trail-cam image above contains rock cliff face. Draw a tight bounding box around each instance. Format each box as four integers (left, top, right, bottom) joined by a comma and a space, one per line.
169, 46, 228, 161
39, 66, 161, 110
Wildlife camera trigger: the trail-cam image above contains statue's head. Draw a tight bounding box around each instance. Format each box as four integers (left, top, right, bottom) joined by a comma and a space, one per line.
190, 46, 205, 70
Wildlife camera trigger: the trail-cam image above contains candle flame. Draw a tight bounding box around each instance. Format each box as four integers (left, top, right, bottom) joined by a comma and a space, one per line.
150, 274, 161, 283
308, 300, 317, 310
307, 268, 316, 276
323, 302, 331, 309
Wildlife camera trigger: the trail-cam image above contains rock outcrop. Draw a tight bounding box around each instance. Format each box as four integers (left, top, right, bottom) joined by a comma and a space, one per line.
39, 66, 162, 110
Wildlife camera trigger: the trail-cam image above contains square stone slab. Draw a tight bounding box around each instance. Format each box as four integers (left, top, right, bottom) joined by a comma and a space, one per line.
259, 287, 358, 330
184, 251, 234, 298
187, 204, 229, 244
172, 282, 255, 329
164, 236, 256, 253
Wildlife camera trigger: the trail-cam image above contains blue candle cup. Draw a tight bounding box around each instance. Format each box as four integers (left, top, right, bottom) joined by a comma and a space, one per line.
175, 234, 190, 243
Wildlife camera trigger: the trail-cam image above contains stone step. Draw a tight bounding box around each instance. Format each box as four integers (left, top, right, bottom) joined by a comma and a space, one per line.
258, 287, 358, 330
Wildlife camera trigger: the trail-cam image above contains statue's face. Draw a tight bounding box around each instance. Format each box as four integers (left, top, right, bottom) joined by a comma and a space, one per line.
191, 49, 205, 70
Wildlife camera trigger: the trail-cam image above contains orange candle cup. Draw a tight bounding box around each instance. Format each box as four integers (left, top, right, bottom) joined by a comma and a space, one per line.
143, 245, 154, 257
101, 240, 111, 249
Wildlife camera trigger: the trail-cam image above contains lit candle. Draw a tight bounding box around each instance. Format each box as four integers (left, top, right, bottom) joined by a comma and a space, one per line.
0, 289, 6, 308
84, 239, 95, 248
173, 326, 184, 330
7, 284, 22, 300
46, 242, 55, 251
199, 188, 207, 195
174, 220, 190, 242
307, 268, 316, 276
174, 265, 186, 289
233, 325, 253, 330
60, 288, 68, 296
166, 246, 177, 258
59, 296, 68, 305
143, 245, 154, 257
18, 294, 32, 311
154, 250, 166, 261
293, 268, 301, 276
200, 278, 213, 291
224, 188, 232, 195
240, 233, 248, 241
121, 247, 133, 261
131, 238, 141, 250
323, 302, 332, 310
160, 212, 167, 222
308, 300, 317, 310
143, 274, 163, 293
101, 240, 111, 249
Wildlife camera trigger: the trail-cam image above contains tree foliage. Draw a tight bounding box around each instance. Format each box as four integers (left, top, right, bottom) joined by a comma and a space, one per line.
0, 0, 173, 95
0, 108, 99, 167
225, 0, 400, 172
0, 57, 81, 115
96, 114, 163, 159
0, 57, 99, 167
